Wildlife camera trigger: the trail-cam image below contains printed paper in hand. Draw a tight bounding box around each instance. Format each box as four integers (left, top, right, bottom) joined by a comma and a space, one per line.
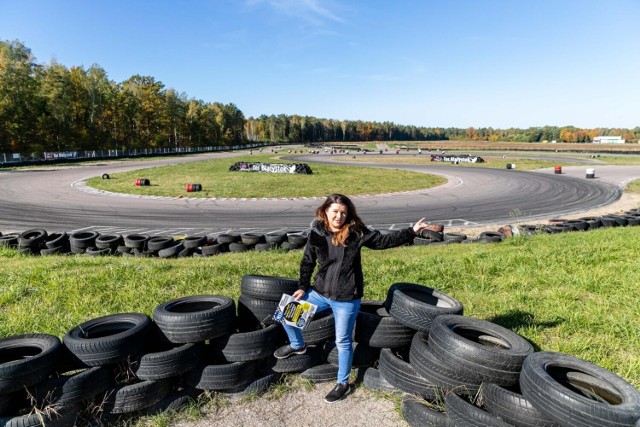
273, 294, 318, 329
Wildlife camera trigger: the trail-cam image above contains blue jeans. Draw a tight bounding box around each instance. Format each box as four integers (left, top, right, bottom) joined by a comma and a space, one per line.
282, 289, 361, 385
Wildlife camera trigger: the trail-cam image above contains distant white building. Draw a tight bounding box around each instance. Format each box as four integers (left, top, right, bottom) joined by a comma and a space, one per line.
593, 136, 625, 144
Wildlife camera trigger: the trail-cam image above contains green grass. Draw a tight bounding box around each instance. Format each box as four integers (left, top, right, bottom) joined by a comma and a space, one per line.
1, 227, 639, 391
85, 154, 446, 198
627, 178, 640, 193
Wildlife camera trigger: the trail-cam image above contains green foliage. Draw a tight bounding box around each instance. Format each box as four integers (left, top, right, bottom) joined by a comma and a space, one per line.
2, 38, 639, 157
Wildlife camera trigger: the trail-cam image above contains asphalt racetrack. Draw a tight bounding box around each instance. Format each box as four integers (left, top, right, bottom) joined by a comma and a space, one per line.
0, 149, 637, 237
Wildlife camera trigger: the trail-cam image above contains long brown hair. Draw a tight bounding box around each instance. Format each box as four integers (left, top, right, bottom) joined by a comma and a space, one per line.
315, 194, 366, 246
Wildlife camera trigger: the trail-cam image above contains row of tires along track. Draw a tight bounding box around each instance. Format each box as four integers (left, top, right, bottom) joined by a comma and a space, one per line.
1, 275, 639, 426
2, 207, 640, 258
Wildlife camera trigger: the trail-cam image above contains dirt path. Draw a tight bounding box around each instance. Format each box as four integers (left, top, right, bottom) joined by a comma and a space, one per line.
173, 381, 408, 427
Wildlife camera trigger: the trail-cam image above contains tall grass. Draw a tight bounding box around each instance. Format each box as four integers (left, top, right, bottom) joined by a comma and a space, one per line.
1, 227, 639, 388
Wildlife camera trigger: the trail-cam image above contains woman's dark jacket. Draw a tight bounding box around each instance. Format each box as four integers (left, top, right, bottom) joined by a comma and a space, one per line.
299, 219, 416, 301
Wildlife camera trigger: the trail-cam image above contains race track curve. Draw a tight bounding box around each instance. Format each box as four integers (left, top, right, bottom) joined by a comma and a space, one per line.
0, 150, 635, 236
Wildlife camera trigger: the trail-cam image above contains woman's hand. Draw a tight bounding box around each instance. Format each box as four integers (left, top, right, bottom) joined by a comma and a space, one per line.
413, 217, 429, 235
292, 289, 306, 300
413, 218, 442, 235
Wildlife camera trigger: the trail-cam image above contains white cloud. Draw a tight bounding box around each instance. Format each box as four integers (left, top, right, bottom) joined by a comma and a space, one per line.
248, 0, 343, 24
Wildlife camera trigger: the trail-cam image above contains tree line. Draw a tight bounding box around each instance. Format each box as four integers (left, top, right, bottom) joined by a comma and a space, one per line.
1, 39, 638, 156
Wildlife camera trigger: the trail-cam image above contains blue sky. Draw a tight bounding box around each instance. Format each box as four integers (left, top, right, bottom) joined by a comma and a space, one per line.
1, 0, 638, 129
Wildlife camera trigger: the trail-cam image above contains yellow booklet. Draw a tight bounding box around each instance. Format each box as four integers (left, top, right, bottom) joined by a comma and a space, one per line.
273, 294, 318, 329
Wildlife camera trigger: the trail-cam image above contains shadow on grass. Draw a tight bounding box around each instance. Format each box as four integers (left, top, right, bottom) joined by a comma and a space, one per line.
486, 309, 563, 352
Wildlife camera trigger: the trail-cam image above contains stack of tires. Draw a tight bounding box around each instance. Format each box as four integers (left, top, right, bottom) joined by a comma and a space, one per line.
17, 229, 48, 255
353, 283, 640, 427
413, 227, 505, 245
237, 275, 300, 331
0, 289, 287, 425
1, 277, 640, 426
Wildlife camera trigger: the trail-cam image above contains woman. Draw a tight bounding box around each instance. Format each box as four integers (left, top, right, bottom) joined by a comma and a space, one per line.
273, 193, 432, 403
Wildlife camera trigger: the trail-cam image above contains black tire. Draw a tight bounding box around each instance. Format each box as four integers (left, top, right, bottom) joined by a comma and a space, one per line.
287, 233, 307, 246
564, 219, 589, 231
608, 216, 629, 226
103, 379, 172, 414
0, 234, 19, 248
85, 246, 112, 256
69, 231, 99, 249
378, 348, 438, 400
237, 295, 279, 330
220, 372, 280, 397
0, 392, 17, 415
44, 232, 69, 249
265, 232, 286, 244
101, 173, 109, 179
217, 233, 241, 244
143, 389, 199, 415
0, 334, 63, 394
18, 229, 47, 248
132, 342, 204, 380
143, 389, 197, 415
480, 382, 560, 427
271, 347, 321, 373
29, 366, 113, 406
185, 361, 256, 390
413, 236, 434, 245
479, 231, 504, 240
301, 312, 335, 345
362, 367, 399, 393
402, 395, 452, 427
622, 215, 640, 226
0, 403, 80, 427
255, 242, 277, 251
240, 233, 265, 245
210, 323, 284, 362
201, 243, 226, 256
69, 245, 86, 254
158, 242, 184, 258
444, 232, 467, 241
420, 229, 444, 242
300, 363, 339, 383
600, 216, 621, 227
428, 315, 534, 386
385, 283, 464, 333
146, 236, 174, 251
95, 234, 123, 250
325, 341, 380, 367
182, 235, 207, 249
63, 313, 153, 366
153, 295, 236, 343
229, 242, 251, 252
41, 246, 67, 256
240, 275, 300, 301
446, 392, 514, 427
285, 241, 305, 250
178, 246, 194, 257
520, 351, 640, 427
409, 332, 482, 396
355, 301, 415, 349
579, 216, 602, 229
124, 233, 149, 249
